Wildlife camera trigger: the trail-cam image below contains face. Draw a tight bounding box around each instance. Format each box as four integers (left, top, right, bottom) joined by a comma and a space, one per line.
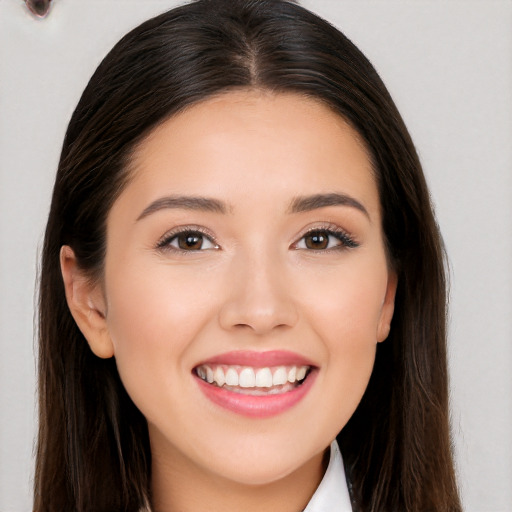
67, 91, 396, 489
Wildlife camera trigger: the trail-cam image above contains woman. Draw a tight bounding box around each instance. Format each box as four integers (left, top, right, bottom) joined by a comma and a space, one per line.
34, 0, 461, 510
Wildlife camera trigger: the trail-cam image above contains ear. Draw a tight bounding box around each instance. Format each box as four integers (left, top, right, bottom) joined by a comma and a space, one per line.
60, 245, 114, 358
377, 271, 398, 343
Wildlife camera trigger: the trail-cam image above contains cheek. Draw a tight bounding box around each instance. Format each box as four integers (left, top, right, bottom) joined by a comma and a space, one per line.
299, 253, 389, 345
106, 258, 215, 345
296, 256, 388, 419
103, 262, 219, 409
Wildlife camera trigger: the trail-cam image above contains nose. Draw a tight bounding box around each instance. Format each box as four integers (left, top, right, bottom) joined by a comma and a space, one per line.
218, 251, 299, 335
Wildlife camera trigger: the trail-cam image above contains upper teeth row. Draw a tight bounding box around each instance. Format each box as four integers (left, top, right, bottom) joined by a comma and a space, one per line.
196, 365, 309, 388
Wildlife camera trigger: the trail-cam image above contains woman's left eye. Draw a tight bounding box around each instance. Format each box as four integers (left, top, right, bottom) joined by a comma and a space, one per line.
158, 230, 218, 252
294, 229, 358, 251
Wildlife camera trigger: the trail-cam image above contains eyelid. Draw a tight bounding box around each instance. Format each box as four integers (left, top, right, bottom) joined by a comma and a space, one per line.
291, 222, 359, 250
156, 225, 219, 252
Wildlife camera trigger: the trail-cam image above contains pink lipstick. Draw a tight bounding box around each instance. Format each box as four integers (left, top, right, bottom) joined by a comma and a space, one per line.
193, 350, 317, 418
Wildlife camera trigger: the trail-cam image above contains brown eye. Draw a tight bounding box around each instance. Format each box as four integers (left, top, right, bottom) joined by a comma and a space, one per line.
159, 230, 218, 252
177, 232, 204, 250
304, 230, 330, 250
294, 227, 358, 251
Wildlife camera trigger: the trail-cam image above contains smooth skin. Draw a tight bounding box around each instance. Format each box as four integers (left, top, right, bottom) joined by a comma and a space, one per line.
61, 90, 397, 512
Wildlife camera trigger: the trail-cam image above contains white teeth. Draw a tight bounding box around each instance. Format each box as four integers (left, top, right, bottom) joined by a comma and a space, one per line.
196, 364, 310, 389
225, 368, 239, 386
239, 368, 256, 388
296, 366, 307, 381
213, 366, 225, 387
255, 368, 273, 388
272, 367, 288, 386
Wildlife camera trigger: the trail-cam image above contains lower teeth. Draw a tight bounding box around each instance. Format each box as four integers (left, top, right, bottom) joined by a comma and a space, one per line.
204, 373, 309, 395
221, 382, 297, 395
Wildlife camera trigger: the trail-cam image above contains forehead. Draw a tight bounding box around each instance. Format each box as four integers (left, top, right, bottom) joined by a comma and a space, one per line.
120, 90, 379, 219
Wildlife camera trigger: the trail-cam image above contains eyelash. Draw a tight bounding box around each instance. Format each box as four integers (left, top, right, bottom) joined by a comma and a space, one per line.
156, 224, 359, 254
156, 226, 219, 254
292, 225, 359, 252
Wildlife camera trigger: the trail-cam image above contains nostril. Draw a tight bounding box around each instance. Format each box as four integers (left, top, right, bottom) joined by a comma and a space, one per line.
25, 0, 52, 18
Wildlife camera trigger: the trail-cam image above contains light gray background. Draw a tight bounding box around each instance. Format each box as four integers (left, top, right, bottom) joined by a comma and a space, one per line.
1, 1, 511, 510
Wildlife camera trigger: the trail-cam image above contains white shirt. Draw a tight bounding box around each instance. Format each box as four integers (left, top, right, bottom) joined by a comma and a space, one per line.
303, 441, 353, 512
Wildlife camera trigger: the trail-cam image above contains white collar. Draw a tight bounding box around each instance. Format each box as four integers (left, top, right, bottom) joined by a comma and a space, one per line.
303, 440, 353, 512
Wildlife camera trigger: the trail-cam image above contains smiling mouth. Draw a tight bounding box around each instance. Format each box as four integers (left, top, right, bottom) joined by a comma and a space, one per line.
194, 364, 312, 396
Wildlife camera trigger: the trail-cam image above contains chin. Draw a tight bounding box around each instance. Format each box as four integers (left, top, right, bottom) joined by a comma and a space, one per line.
210, 456, 308, 486
196, 434, 328, 487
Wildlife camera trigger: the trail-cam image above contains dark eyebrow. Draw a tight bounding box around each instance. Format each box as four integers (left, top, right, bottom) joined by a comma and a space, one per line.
287, 193, 369, 219
136, 195, 229, 220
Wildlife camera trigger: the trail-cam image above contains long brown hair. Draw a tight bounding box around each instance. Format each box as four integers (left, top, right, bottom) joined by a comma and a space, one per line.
35, 0, 461, 510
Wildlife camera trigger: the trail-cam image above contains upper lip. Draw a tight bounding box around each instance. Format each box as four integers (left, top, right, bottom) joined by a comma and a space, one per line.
194, 350, 316, 368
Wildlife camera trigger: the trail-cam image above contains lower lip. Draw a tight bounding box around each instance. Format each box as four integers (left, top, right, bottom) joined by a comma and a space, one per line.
195, 370, 317, 418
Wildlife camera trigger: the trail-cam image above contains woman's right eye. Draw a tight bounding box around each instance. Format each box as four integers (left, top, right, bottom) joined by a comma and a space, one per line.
158, 230, 219, 252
